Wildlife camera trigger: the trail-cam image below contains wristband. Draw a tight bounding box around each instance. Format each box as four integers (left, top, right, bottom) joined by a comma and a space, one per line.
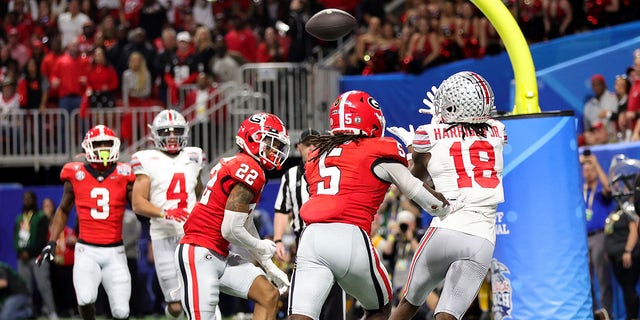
274, 239, 282, 244
624, 250, 632, 254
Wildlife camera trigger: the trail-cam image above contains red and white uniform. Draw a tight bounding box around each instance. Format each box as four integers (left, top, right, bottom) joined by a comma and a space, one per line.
413, 119, 506, 244
301, 137, 408, 234
61, 162, 134, 245
182, 152, 266, 256
291, 137, 406, 319
130, 147, 205, 302
176, 153, 267, 315
130, 147, 206, 240
61, 162, 134, 317
401, 120, 506, 319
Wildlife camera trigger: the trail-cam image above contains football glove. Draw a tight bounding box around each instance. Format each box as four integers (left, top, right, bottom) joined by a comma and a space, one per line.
36, 241, 56, 266
418, 86, 443, 124
262, 259, 290, 294
254, 239, 277, 259
163, 208, 190, 222
386, 125, 415, 147
431, 194, 466, 218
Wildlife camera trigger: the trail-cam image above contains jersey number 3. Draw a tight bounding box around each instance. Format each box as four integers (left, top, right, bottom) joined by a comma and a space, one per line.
450, 141, 499, 188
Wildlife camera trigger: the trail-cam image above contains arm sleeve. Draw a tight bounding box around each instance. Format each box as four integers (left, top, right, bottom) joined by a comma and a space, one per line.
373, 161, 444, 212
221, 210, 259, 250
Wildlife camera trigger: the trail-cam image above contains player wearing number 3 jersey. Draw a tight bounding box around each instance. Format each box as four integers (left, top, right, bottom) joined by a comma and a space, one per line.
177, 112, 291, 320
130, 109, 206, 319
36, 125, 135, 320
388, 71, 506, 320
289, 91, 457, 320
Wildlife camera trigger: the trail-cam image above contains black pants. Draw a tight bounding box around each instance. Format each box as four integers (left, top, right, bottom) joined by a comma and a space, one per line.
610, 254, 640, 319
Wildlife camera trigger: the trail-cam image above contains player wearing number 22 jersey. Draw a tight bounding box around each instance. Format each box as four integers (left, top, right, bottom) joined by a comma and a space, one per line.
177, 113, 291, 320
290, 90, 455, 320
130, 110, 206, 319
388, 71, 506, 320
36, 125, 134, 320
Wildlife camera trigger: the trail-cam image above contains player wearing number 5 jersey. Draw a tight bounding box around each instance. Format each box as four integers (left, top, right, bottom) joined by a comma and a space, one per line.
289, 91, 458, 320
177, 113, 291, 320
130, 109, 206, 319
36, 125, 135, 320
388, 71, 506, 320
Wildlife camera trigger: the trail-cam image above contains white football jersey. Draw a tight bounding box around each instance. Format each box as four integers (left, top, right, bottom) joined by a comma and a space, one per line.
413, 119, 506, 244
131, 147, 206, 240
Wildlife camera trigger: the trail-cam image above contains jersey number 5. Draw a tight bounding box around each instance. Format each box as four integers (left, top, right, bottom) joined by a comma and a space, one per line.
167, 173, 188, 209
317, 148, 342, 195
450, 141, 499, 188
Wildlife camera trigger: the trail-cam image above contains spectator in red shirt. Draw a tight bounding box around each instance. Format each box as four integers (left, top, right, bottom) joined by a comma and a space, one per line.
224, 16, 258, 63
50, 39, 89, 113
7, 28, 30, 69
82, 47, 118, 114
256, 26, 289, 63
40, 36, 63, 105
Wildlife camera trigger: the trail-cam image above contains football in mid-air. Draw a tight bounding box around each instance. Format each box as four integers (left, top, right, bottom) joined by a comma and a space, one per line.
305, 9, 357, 41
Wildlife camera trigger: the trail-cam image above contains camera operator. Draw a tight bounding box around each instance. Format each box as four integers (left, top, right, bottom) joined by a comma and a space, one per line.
383, 210, 420, 295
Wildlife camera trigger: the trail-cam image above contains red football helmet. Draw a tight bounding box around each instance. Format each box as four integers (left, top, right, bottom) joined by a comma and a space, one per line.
329, 90, 386, 137
82, 125, 120, 165
235, 113, 290, 171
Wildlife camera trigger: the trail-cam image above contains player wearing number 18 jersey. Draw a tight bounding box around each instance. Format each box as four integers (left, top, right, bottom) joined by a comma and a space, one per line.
36, 125, 134, 320
177, 113, 291, 320
130, 109, 206, 319
289, 91, 457, 320
388, 71, 506, 320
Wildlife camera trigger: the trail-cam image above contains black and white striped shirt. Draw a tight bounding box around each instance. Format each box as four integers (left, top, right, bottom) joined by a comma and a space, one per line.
274, 164, 308, 234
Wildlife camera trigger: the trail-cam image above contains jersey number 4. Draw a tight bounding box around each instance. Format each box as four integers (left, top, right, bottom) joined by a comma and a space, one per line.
450, 141, 499, 188
167, 173, 188, 209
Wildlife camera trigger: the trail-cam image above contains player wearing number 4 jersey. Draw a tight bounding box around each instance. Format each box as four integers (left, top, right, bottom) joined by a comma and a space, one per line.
387, 71, 506, 320
130, 109, 206, 319
36, 125, 134, 320
177, 112, 291, 320
288, 91, 461, 320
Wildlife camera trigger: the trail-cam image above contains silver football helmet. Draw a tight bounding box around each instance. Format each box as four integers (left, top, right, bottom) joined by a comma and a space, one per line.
433, 71, 494, 124
150, 109, 189, 153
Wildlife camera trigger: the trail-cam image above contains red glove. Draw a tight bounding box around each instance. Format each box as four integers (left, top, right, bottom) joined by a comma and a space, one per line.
162, 208, 190, 222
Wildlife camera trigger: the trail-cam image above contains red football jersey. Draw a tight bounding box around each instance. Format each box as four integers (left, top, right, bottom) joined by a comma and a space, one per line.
301, 137, 408, 234
60, 162, 134, 245
181, 153, 266, 257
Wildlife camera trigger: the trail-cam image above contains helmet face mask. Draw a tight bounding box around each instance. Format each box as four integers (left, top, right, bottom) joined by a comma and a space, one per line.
236, 113, 290, 171
434, 71, 494, 124
329, 90, 386, 138
82, 125, 120, 165
150, 110, 189, 153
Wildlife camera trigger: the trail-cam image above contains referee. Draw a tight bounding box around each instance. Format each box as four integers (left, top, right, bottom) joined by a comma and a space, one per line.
273, 129, 345, 320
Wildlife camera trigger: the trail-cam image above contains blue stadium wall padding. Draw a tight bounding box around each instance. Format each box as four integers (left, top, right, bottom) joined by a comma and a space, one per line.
491, 112, 591, 319
341, 21, 640, 133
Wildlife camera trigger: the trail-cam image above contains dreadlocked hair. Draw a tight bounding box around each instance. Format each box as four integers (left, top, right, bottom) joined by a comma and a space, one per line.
308, 134, 364, 162
445, 122, 493, 139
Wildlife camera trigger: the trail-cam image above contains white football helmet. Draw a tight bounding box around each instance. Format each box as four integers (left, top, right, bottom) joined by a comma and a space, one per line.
82, 125, 120, 165
433, 71, 494, 124
150, 109, 189, 153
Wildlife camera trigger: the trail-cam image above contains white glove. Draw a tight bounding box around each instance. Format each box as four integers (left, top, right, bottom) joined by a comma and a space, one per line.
418, 86, 443, 124
430, 194, 466, 218
386, 125, 415, 147
418, 85, 438, 115
254, 239, 276, 259
262, 259, 290, 294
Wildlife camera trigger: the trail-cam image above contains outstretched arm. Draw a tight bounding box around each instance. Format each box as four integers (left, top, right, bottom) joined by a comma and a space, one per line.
373, 161, 452, 217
